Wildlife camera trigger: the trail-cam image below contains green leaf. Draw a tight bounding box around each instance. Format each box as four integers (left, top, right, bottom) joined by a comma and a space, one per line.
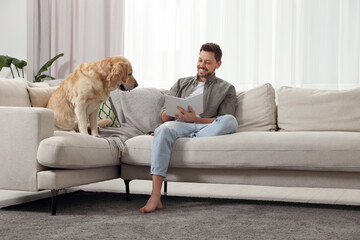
36, 53, 64, 76
0, 56, 27, 78
34, 53, 64, 82
0, 55, 7, 72
34, 74, 56, 82
12, 58, 27, 69
4, 56, 13, 68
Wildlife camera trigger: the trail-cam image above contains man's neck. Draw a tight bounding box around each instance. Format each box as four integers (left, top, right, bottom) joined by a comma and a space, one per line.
198, 77, 206, 82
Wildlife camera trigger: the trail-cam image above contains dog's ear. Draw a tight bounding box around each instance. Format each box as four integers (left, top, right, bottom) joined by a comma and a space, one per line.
106, 62, 125, 88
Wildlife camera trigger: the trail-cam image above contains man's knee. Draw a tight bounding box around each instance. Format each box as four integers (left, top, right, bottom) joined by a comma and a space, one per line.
155, 121, 178, 136
217, 114, 238, 132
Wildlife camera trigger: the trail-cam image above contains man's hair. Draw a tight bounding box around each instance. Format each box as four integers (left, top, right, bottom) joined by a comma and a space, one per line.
200, 43, 222, 62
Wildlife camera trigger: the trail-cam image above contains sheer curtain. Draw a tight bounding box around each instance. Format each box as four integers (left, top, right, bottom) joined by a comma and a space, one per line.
33, 0, 125, 80
124, 0, 360, 90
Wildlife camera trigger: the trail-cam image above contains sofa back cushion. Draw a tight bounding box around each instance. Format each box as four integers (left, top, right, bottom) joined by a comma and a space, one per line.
277, 86, 360, 131
235, 83, 277, 131
0, 78, 31, 107
110, 85, 277, 133
27, 86, 58, 107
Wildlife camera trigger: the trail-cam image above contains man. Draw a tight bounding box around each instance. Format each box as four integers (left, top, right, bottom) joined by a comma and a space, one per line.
140, 43, 238, 213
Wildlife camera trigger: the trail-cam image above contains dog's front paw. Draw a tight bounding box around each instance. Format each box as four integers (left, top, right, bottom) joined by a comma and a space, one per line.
91, 129, 99, 137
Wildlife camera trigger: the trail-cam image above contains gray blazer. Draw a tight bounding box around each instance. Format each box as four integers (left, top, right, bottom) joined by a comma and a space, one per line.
161, 75, 237, 120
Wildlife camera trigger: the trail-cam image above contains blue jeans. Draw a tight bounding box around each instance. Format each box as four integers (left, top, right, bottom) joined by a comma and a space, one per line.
151, 114, 238, 177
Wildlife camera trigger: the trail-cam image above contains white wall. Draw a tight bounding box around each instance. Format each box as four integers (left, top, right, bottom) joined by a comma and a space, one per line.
0, 0, 28, 79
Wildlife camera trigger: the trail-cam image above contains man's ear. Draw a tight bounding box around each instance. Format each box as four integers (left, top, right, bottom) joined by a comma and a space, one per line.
216, 60, 222, 69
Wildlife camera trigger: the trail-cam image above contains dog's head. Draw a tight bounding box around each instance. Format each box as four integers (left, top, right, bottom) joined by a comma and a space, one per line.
106, 56, 138, 91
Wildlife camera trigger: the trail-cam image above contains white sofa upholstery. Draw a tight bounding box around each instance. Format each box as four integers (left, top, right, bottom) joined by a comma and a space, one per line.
0, 78, 120, 215
122, 131, 360, 194
120, 83, 360, 201
123, 132, 360, 172
2, 77, 360, 215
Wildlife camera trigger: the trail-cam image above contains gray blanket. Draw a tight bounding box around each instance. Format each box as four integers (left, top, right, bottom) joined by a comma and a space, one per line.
98, 87, 166, 158
99, 125, 143, 159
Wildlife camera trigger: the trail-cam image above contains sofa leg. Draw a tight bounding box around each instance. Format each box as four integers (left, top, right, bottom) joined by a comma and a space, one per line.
51, 189, 59, 216
124, 180, 131, 201
164, 180, 167, 195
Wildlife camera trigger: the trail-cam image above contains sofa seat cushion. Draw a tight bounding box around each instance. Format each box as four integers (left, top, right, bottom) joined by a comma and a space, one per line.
123, 132, 360, 172
37, 131, 119, 169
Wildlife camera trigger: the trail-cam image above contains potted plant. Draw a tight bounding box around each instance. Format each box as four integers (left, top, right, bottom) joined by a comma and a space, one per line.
0, 53, 64, 82
0, 55, 27, 78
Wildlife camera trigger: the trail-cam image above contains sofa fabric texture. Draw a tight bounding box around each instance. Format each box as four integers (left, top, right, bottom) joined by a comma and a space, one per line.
38, 131, 119, 169
235, 83, 277, 132
3, 76, 360, 199
122, 131, 360, 172
0, 78, 31, 107
37, 167, 119, 190
0, 107, 54, 191
277, 86, 360, 131
121, 164, 360, 189
27, 86, 58, 107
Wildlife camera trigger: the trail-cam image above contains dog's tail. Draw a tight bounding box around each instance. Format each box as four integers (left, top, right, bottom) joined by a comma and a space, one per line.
54, 124, 75, 131
98, 119, 113, 128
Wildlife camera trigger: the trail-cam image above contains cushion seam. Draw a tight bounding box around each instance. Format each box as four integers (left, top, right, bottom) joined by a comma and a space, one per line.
41, 143, 110, 149
125, 148, 360, 152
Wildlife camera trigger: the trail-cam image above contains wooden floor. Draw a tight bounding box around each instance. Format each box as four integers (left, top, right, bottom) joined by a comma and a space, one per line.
2, 179, 360, 208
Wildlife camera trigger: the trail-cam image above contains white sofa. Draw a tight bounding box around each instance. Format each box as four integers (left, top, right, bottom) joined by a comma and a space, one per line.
0, 78, 120, 215
2, 77, 360, 215
118, 82, 360, 202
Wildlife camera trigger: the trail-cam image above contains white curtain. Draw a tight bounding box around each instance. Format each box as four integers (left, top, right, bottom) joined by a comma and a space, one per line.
124, 0, 360, 90
33, 0, 125, 80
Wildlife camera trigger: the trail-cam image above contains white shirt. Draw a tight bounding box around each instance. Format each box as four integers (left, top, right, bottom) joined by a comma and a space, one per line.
186, 81, 204, 116
187, 81, 205, 98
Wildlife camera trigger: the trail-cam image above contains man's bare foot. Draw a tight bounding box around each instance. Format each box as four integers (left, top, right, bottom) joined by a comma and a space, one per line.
139, 195, 163, 213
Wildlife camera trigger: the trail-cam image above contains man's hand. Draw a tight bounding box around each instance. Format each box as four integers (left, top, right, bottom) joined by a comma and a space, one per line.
175, 106, 197, 123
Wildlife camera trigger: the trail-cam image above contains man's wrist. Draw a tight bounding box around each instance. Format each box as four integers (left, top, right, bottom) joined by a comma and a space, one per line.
194, 116, 201, 123
194, 116, 216, 124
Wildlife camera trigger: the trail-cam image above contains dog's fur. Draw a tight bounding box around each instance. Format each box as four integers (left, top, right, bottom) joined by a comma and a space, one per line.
47, 56, 138, 136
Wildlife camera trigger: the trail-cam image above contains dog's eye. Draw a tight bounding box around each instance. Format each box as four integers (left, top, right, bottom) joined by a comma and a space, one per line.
128, 73, 132, 76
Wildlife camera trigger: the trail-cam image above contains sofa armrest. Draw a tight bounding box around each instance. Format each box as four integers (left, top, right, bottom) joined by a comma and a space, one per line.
0, 107, 54, 191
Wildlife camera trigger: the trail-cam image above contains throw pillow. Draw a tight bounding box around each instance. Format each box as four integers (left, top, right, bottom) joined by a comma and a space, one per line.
235, 83, 277, 132
277, 86, 360, 131
27, 86, 57, 107
110, 87, 165, 134
98, 98, 120, 127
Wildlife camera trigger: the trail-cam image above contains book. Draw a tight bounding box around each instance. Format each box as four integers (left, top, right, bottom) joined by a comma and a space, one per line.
164, 93, 204, 117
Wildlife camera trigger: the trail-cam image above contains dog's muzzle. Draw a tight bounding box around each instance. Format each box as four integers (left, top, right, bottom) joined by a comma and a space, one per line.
120, 84, 126, 91
119, 82, 138, 91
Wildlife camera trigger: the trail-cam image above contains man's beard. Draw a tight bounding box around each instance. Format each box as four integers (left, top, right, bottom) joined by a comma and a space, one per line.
197, 69, 215, 79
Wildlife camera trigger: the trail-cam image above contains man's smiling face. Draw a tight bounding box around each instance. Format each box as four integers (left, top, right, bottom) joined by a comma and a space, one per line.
197, 50, 222, 81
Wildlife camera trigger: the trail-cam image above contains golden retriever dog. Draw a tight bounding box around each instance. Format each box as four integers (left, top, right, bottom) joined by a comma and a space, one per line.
47, 56, 138, 136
